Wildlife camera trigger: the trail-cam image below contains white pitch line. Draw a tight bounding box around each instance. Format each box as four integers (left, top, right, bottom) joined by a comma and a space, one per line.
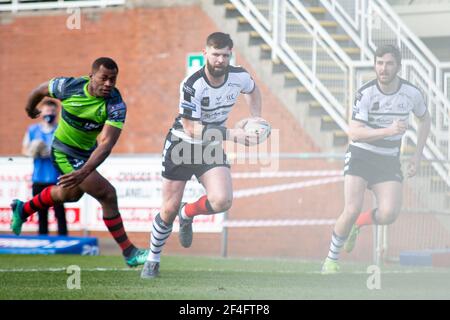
0, 267, 133, 273
233, 177, 344, 198
222, 219, 336, 228
232, 170, 343, 179
0, 267, 448, 275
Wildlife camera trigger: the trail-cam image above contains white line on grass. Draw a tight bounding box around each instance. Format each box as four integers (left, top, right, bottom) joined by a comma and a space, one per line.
0, 267, 448, 274
0, 267, 133, 272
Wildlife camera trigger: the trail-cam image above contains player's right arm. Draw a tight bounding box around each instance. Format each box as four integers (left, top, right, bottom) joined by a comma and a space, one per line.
26, 77, 76, 119
25, 82, 50, 119
348, 88, 406, 143
178, 80, 209, 140
349, 119, 406, 143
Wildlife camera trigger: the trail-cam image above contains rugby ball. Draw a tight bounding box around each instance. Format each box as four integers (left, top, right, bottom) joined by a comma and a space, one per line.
244, 117, 271, 142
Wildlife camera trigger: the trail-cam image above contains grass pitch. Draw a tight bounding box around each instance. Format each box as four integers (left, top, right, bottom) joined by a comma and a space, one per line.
0, 254, 449, 300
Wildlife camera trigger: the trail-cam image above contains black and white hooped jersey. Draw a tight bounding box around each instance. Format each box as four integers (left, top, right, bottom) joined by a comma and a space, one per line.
351, 78, 427, 157
170, 65, 255, 144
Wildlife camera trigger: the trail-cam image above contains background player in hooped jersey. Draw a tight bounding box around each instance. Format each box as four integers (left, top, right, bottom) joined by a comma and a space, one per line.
321, 45, 431, 274
10, 57, 149, 267
141, 32, 266, 279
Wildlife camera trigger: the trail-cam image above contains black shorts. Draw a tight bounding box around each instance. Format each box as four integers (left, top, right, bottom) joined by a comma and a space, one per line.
161, 132, 231, 181
344, 144, 403, 188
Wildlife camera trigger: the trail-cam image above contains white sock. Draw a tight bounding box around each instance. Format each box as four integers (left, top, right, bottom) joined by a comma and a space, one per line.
147, 213, 172, 262
180, 205, 191, 220
327, 232, 347, 261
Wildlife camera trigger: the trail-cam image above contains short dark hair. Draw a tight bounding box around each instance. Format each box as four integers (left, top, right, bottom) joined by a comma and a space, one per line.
92, 57, 119, 73
206, 32, 233, 50
374, 44, 402, 65
42, 99, 58, 109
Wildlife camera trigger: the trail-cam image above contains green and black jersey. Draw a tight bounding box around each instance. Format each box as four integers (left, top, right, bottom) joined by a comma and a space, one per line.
48, 76, 127, 159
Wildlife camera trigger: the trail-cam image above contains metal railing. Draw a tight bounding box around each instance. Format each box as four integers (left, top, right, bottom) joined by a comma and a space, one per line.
446, 73, 450, 101
442, 62, 450, 102
0, 0, 125, 12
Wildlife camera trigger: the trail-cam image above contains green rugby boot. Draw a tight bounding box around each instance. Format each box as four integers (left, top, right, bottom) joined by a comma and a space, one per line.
321, 258, 340, 275
10, 199, 25, 236
125, 248, 149, 268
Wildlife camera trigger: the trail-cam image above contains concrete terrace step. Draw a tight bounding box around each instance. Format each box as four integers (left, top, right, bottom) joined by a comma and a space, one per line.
333, 131, 348, 146
321, 115, 341, 131
285, 71, 347, 81
308, 101, 328, 116
225, 2, 326, 15
260, 43, 360, 55
272, 57, 344, 69
237, 16, 338, 28
249, 30, 351, 42
297, 86, 344, 95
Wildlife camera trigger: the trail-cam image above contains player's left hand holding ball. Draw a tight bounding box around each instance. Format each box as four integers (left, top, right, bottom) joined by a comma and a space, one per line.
231, 117, 271, 146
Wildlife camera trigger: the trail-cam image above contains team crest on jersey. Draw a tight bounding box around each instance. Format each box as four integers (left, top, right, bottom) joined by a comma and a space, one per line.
397, 103, 406, 111
109, 102, 126, 112
201, 97, 210, 107
226, 93, 236, 101
371, 102, 380, 111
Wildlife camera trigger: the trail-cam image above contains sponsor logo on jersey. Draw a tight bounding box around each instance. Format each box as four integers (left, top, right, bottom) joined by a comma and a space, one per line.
110, 109, 126, 121
72, 159, 85, 169
203, 110, 228, 120
371, 102, 380, 111
83, 123, 102, 130
183, 84, 196, 97
226, 93, 236, 101
181, 101, 197, 111
109, 102, 126, 112
201, 97, 210, 107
